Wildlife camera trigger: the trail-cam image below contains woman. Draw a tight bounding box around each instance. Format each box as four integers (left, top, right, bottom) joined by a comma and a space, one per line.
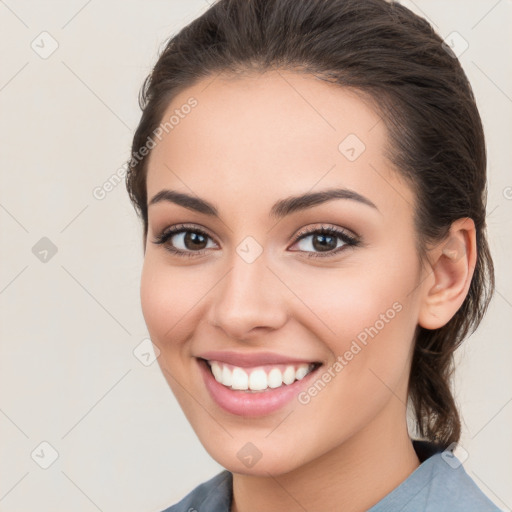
125, 0, 501, 510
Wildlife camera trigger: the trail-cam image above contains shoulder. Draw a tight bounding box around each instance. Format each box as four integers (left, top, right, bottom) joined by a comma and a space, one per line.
421, 452, 502, 511
370, 446, 503, 512
160, 470, 232, 512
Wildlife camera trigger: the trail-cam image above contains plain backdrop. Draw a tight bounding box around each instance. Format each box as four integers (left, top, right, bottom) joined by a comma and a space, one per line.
0, 1, 511, 511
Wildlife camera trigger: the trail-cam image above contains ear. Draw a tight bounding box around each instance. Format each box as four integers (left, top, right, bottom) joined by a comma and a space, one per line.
418, 218, 477, 330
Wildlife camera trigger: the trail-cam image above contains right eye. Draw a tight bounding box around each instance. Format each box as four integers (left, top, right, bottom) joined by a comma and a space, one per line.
152, 224, 218, 258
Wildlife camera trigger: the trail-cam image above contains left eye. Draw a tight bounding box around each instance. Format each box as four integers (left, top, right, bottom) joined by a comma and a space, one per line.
294, 232, 345, 252
290, 226, 359, 258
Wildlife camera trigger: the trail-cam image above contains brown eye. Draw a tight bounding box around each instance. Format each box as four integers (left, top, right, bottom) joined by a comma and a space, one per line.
179, 231, 209, 251
152, 224, 218, 257
290, 225, 360, 258
297, 232, 339, 252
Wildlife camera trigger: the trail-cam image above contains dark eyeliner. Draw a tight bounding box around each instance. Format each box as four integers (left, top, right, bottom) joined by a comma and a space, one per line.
152, 224, 213, 258
152, 223, 361, 259
292, 225, 361, 259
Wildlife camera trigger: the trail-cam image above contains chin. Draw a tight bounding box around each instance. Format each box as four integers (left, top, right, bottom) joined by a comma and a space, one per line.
199, 436, 313, 477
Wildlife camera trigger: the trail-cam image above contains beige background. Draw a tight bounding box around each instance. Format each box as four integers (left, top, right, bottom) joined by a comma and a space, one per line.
0, 1, 511, 511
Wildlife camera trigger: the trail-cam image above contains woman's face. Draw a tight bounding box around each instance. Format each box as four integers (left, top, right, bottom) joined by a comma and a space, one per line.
141, 70, 428, 475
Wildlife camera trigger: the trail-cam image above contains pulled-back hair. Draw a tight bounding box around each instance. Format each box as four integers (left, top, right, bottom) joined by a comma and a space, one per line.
125, 0, 495, 449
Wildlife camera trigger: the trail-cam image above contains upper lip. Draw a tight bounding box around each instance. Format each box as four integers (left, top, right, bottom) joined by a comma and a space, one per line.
197, 350, 320, 367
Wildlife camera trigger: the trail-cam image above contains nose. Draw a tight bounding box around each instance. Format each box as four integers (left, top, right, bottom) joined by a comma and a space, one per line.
208, 251, 288, 341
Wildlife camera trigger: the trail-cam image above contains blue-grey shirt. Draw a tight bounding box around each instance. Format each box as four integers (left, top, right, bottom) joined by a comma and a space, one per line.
162, 440, 502, 511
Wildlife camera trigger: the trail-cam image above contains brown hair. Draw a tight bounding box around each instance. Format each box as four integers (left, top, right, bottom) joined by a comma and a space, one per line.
125, 0, 495, 449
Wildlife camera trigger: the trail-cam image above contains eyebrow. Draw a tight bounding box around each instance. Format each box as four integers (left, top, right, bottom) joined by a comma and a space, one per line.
148, 187, 378, 219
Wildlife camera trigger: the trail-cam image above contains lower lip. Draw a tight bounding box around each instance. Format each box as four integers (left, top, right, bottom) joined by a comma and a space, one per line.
197, 358, 321, 417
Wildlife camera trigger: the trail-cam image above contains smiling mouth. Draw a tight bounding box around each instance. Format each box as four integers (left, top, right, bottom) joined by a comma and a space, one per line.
201, 358, 323, 393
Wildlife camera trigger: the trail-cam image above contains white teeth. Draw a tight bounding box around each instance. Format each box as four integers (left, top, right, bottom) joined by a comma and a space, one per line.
221, 365, 232, 387
207, 360, 316, 392
211, 361, 222, 382
248, 369, 267, 391
267, 368, 283, 388
295, 364, 310, 380
282, 365, 296, 385
231, 367, 249, 390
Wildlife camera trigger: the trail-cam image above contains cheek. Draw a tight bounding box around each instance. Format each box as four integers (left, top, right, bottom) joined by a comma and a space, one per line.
140, 255, 200, 348
304, 260, 419, 406
283, 246, 420, 395
140, 255, 206, 410
281, 257, 418, 349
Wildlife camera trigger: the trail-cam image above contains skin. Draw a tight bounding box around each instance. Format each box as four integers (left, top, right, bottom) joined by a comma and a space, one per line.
140, 70, 476, 512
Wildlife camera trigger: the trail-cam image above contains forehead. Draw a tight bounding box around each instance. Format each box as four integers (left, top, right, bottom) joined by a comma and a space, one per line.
145, 70, 413, 216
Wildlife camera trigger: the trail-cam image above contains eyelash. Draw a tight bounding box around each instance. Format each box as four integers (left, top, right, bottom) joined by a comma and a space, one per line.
151, 223, 361, 259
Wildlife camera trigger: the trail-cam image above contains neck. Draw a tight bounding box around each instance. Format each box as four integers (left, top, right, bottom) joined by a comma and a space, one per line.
230, 403, 420, 512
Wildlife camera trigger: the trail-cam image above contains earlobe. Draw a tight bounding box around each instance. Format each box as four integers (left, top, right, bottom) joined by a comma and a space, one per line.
418, 218, 477, 330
